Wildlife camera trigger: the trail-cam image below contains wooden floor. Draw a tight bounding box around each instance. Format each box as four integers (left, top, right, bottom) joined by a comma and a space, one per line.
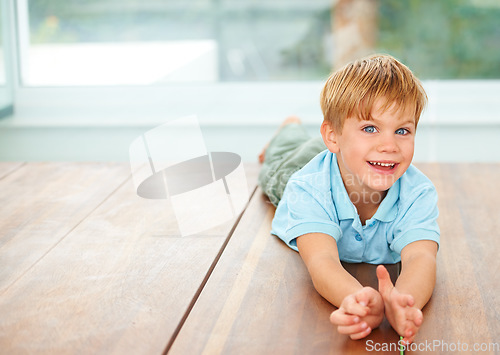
0, 162, 499, 354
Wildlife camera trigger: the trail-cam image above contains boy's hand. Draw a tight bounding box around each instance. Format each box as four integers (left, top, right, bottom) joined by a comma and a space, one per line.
377, 265, 423, 344
329, 286, 384, 340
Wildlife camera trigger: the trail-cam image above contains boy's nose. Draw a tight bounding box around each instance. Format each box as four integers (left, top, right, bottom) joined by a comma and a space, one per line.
376, 134, 398, 153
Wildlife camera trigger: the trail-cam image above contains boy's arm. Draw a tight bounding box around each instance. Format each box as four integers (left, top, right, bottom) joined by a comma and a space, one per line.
296, 232, 363, 307
377, 240, 437, 343
396, 240, 438, 309
298, 232, 385, 338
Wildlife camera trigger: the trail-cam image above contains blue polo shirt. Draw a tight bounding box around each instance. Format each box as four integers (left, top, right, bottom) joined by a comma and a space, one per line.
271, 151, 440, 264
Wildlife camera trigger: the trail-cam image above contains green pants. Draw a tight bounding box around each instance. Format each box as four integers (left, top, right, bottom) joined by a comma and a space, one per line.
258, 124, 326, 206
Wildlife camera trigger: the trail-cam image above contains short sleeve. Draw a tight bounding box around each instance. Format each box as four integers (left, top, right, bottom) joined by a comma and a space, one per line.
273, 178, 342, 251
390, 185, 440, 254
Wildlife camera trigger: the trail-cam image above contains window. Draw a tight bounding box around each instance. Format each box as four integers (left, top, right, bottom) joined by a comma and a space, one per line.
17, 0, 500, 87
19, 0, 333, 86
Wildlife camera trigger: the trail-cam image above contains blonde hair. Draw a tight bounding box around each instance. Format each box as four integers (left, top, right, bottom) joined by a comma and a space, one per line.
320, 54, 427, 133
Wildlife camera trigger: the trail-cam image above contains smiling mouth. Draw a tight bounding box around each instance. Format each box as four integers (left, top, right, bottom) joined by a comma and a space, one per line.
368, 161, 397, 170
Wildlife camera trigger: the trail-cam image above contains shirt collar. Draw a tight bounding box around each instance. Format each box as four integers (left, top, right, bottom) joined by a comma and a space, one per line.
330, 153, 399, 222
330, 153, 357, 221
372, 179, 399, 222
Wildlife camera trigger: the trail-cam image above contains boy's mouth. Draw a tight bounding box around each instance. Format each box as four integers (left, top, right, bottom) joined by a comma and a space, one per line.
367, 161, 398, 171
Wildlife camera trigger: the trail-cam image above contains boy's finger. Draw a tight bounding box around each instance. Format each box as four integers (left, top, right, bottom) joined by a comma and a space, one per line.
406, 308, 423, 326
403, 328, 417, 345
330, 311, 360, 326
337, 321, 370, 336
397, 293, 415, 308
376, 265, 394, 295
354, 289, 371, 307
349, 325, 373, 340
401, 336, 414, 346
343, 297, 368, 317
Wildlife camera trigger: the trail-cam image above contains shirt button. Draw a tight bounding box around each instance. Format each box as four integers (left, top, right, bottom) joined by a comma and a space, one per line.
355, 234, 362, 241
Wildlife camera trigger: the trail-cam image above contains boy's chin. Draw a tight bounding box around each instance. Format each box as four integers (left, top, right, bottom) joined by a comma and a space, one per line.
366, 178, 399, 193
365, 184, 390, 192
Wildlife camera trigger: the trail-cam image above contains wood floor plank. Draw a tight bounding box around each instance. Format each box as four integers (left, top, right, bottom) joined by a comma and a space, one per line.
168, 189, 401, 355
0, 163, 258, 354
0, 162, 25, 180
0, 162, 131, 295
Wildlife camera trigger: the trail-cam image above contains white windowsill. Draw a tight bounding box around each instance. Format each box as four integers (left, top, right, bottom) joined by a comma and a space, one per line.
5, 80, 500, 127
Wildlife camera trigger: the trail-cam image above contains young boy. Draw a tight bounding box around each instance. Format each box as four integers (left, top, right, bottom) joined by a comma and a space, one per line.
258, 54, 439, 345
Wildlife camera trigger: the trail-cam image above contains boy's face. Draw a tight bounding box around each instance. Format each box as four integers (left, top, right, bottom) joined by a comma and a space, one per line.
322, 99, 415, 197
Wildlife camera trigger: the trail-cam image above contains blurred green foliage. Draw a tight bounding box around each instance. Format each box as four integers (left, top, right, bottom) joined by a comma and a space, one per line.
377, 0, 500, 79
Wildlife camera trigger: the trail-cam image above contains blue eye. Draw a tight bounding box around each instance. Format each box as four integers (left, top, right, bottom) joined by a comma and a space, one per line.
395, 128, 409, 135
363, 126, 377, 133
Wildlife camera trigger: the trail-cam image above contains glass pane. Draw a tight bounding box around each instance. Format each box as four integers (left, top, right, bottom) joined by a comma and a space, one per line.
22, 0, 333, 85
24, 0, 218, 85
21, 0, 500, 86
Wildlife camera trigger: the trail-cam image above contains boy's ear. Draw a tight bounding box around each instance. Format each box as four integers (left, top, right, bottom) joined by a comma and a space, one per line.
321, 121, 340, 153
